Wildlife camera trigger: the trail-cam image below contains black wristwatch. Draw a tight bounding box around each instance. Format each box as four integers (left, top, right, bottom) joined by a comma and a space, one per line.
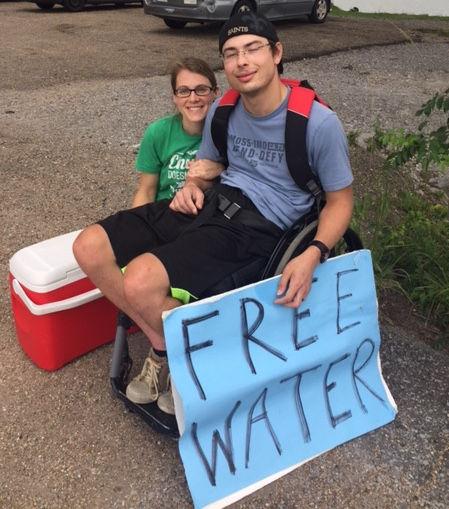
309, 240, 330, 263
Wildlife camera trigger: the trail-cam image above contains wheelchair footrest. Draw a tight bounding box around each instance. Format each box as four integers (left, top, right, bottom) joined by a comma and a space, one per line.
110, 377, 179, 439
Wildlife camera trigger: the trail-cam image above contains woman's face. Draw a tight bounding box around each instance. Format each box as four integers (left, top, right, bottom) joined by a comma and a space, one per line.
173, 69, 216, 129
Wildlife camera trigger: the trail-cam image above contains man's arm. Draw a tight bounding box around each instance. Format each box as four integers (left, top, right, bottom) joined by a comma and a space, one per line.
170, 104, 225, 217
170, 159, 224, 214
188, 159, 224, 181
275, 185, 354, 308
169, 101, 225, 215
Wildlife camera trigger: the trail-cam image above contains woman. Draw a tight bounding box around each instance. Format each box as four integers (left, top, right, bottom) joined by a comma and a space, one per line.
132, 57, 221, 207
126, 57, 222, 409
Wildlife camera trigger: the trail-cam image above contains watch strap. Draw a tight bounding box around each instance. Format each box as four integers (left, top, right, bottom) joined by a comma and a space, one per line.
309, 240, 330, 263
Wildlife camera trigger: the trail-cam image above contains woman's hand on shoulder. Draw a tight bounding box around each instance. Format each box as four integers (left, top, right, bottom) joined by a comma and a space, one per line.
187, 159, 224, 181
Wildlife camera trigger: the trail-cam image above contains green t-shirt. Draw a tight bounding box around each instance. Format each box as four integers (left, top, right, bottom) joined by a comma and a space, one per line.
135, 114, 202, 201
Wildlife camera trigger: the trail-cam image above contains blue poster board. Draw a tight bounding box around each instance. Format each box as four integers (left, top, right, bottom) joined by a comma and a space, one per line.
163, 250, 397, 508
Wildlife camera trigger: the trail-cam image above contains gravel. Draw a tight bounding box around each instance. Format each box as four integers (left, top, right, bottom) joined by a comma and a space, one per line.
287, 42, 449, 134
3, 41, 449, 150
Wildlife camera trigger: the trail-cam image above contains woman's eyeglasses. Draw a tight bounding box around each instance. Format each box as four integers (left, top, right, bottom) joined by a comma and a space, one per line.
174, 85, 215, 98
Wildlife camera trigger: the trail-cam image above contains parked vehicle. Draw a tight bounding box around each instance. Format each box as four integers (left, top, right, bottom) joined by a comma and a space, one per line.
31, 0, 141, 12
144, 0, 330, 29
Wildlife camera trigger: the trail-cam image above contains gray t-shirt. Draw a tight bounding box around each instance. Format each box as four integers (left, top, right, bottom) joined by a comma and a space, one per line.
197, 91, 353, 229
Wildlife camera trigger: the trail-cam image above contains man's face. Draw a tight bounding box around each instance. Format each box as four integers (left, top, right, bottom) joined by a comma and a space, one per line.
221, 34, 282, 95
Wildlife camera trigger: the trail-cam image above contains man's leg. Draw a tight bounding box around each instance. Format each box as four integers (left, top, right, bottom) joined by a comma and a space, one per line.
122, 252, 182, 349
74, 224, 183, 407
119, 252, 183, 407
73, 224, 164, 344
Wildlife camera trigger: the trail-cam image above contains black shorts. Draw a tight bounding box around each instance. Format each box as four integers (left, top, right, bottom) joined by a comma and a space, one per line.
98, 184, 282, 301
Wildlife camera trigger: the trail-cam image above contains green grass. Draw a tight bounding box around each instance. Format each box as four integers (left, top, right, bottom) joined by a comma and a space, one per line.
330, 5, 449, 22
359, 88, 449, 334
354, 190, 449, 344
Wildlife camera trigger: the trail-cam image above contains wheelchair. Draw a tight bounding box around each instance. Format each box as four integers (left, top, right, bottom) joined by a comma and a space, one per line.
109, 209, 363, 438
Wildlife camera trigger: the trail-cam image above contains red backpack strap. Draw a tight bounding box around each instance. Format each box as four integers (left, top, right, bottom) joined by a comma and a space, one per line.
218, 88, 240, 107
285, 83, 325, 200
288, 85, 316, 118
285, 77, 331, 110
281, 78, 301, 88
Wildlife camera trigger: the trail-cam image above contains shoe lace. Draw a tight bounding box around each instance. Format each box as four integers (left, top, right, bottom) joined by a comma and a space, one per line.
138, 355, 162, 399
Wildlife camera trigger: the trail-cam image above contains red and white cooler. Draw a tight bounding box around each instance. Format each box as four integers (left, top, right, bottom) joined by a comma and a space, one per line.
9, 230, 118, 371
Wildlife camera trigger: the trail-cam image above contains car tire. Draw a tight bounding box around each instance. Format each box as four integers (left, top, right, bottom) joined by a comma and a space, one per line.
231, 0, 255, 16
36, 1, 55, 9
63, 0, 85, 12
308, 0, 329, 23
163, 18, 187, 29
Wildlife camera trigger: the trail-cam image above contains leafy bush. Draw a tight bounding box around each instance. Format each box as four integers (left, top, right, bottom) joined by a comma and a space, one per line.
371, 87, 449, 173
355, 191, 449, 342
354, 89, 449, 346
379, 194, 448, 323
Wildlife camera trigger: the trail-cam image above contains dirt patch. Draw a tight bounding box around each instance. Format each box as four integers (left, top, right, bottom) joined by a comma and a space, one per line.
1, 2, 449, 91
379, 290, 446, 350
54, 22, 77, 33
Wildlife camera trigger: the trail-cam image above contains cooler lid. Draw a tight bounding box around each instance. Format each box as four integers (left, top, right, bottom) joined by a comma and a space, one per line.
9, 230, 87, 293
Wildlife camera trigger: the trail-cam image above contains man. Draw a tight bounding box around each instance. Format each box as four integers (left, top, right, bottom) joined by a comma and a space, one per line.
73, 10, 353, 415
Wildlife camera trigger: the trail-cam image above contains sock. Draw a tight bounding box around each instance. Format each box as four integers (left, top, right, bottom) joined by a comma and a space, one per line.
153, 348, 167, 358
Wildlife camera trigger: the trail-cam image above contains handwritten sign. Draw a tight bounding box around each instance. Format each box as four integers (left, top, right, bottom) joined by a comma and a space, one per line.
163, 250, 397, 509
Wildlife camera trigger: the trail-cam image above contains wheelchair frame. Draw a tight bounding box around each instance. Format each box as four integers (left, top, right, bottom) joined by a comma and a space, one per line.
109, 213, 363, 438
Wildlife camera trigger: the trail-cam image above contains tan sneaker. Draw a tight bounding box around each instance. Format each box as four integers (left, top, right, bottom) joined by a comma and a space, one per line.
126, 349, 169, 404
157, 375, 175, 415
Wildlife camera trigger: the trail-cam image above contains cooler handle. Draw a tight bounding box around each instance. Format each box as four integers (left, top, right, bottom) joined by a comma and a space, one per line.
12, 278, 102, 316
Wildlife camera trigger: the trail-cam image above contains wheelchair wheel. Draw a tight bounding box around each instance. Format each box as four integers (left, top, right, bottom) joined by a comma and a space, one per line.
331, 228, 363, 257
265, 224, 363, 278
261, 211, 320, 279
273, 219, 318, 276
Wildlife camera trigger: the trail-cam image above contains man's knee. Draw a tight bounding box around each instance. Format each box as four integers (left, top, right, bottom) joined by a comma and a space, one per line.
123, 254, 169, 308
73, 224, 113, 271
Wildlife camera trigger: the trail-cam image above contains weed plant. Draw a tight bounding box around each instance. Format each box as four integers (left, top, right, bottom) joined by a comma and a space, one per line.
353, 89, 449, 346
371, 88, 449, 174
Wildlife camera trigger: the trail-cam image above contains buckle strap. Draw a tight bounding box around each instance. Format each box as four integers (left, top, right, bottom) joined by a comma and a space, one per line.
217, 193, 281, 235
185, 188, 281, 236
217, 194, 242, 219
